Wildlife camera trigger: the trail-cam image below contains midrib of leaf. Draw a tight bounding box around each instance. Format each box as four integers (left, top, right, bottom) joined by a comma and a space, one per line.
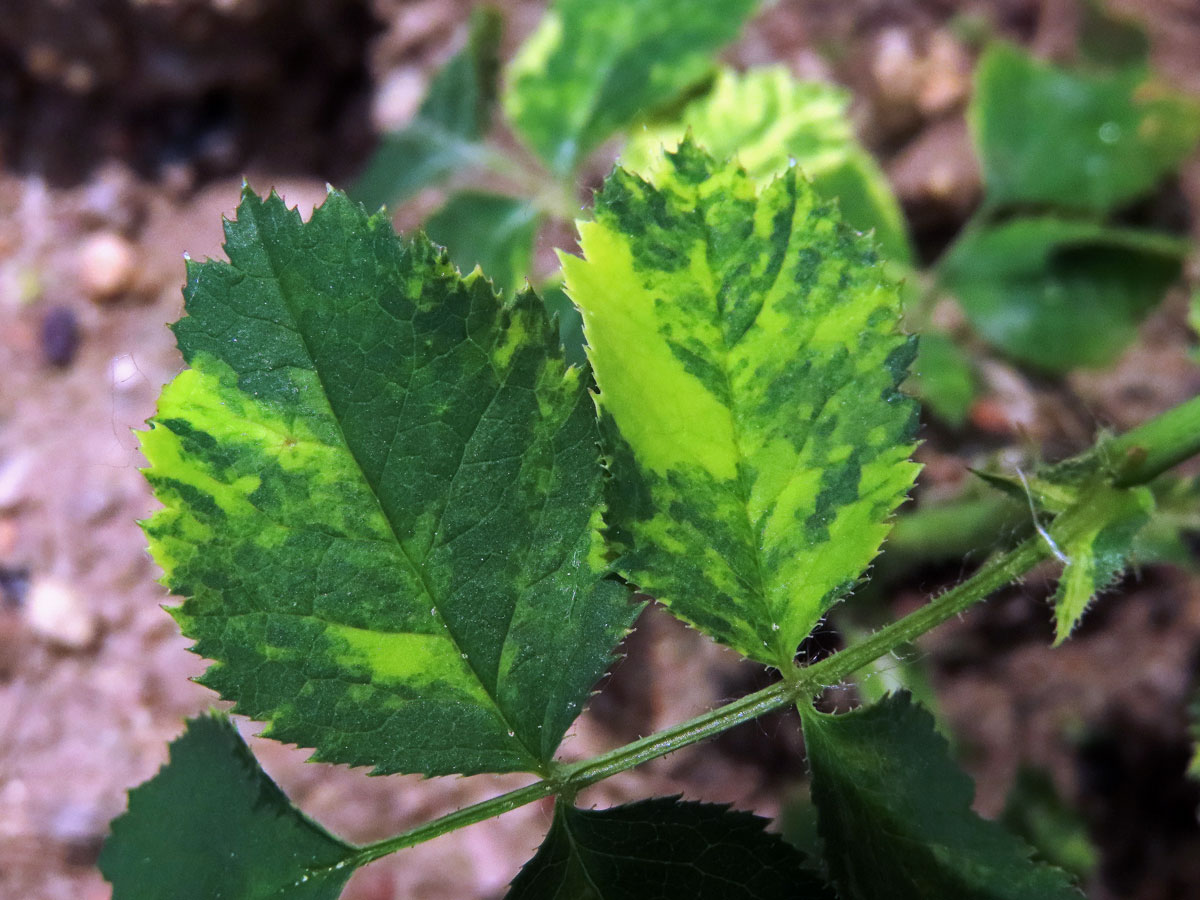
558, 815, 629, 898
563, 818, 608, 899
558, 808, 767, 896
694, 184, 857, 670
419, 382, 506, 562
700, 209, 792, 667
244, 202, 542, 769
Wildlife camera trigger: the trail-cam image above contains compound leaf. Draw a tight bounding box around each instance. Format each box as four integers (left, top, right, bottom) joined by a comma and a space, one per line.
100, 713, 356, 900
503, 0, 758, 175
621, 67, 912, 263
140, 188, 638, 777
563, 142, 919, 669
971, 41, 1200, 214
507, 797, 835, 900
1046, 479, 1154, 645
425, 191, 542, 295
353, 6, 502, 209
800, 693, 1081, 900
940, 217, 1187, 372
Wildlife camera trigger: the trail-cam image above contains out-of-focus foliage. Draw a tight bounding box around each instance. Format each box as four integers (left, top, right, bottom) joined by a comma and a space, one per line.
940, 218, 1187, 372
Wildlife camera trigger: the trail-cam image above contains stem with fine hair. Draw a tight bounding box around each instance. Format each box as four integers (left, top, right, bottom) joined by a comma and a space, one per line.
332, 391, 1200, 874
341, 534, 1050, 871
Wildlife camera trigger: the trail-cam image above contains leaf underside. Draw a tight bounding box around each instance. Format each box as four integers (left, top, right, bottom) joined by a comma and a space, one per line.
99, 713, 355, 900
621, 66, 912, 263
564, 141, 919, 669
507, 797, 836, 900
800, 693, 1081, 900
141, 188, 638, 777
503, 0, 758, 175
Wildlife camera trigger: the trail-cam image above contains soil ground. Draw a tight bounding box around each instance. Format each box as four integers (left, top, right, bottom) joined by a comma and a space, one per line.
2, 1, 1200, 898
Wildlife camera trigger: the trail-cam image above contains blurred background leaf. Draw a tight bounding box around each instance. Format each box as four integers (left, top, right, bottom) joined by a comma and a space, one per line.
352, 7, 502, 210
970, 41, 1200, 215
907, 332, 979, 427
424, 191, 541, 295
621, 67, 911, 264
1001, 766, 1100, 881
503, 0, 759, 175
940, 218, 1187, 371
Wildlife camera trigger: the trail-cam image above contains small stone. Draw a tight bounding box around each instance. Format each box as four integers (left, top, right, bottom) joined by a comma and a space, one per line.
0, 452, 34, 511
0, 519, 17, 557
0, 565, 30, 609
372, 67, 427, 132
40, 304, 80, 367
872, 28, 921, 107
917, 32, 970, 117
108, 353, 143, 393
79, 163, 144, 234
25, 576, 98, 650
78, 232, 137, 302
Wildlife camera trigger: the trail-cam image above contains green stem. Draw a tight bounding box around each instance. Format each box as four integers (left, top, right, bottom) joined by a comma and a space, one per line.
343, 777, 559, 868
342, 536, 1049, 871
460, 139, 580, 223
343, 678, 798, 869
337, 393, 1200, 873
555, 678, 797, 788
1111, 394, 1200, 487
800, 536, 1045, 688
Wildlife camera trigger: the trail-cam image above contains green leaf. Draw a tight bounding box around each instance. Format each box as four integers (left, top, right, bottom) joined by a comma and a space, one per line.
140, 188, 638, 777
1189, 288, 1200, 363
425, 191, 542, 295
503, 0, 758, 175
352, 7, 502, 209
970, 465, 1080, 518
940, 217, 1187, 372
799, 693, 1081, 900
970, 41, 1200, 214
622, 67, 912, 263
541, 281, 587, 369
99, 713, 356, 900
506, 797, 836, 899
907, 331, 979, 427
1001, 766, 1099, 880
1078, 0, 1149, 69
970, 452, 1156, 637
1190, 690, 1200, 780
563, 142, 920, 669
1132, 475, 1200, 569
1046, 478, 1154, 645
